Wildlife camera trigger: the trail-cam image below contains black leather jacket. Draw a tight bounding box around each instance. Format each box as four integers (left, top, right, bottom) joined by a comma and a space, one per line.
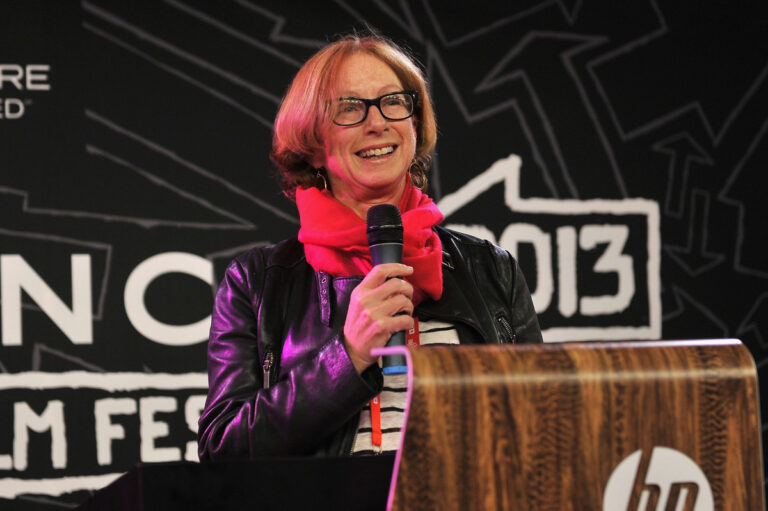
198, 226, 542, 461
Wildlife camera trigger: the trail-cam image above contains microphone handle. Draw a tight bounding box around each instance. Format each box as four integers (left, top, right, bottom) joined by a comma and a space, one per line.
369, 242, 402, 266
381, 331, 407, 375
369, 242, 408, 375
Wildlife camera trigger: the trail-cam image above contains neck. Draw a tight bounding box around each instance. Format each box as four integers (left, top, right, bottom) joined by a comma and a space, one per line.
331, 177, 408, 219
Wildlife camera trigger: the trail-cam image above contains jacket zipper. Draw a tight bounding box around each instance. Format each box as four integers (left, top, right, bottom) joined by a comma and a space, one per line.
262, 351, 274, 390
496, 314, 517, 344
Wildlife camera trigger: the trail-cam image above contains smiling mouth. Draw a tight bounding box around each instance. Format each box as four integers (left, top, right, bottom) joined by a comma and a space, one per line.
356, 145, 396, 159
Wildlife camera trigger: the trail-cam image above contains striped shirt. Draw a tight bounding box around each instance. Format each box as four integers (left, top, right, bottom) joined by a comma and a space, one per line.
351, 318, 459, 455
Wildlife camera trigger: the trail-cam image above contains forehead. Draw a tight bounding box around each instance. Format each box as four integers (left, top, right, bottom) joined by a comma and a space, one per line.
334, 52, 403, 97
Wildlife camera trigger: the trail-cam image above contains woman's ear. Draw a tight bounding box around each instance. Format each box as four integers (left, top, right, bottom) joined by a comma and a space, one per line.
309, 151, 325, 169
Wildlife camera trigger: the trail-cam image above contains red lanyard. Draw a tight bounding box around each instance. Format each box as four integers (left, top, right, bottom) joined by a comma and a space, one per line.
370, 317, 420, 451
370, 395, 383, 449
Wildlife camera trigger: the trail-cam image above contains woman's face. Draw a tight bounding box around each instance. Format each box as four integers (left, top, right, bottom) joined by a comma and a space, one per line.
314, 52, 417, 216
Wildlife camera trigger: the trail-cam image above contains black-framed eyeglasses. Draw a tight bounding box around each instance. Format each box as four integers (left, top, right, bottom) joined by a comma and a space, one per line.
332, 90, 417, 126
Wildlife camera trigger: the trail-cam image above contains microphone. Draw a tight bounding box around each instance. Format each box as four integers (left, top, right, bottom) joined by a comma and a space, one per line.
366, 204, 408, 375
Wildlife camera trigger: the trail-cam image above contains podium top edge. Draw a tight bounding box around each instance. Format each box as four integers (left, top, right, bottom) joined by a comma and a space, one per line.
540, 338, 743, 348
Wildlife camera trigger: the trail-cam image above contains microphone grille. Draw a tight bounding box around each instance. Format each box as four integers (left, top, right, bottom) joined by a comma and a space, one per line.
366, 204, 402, 228
366, 204, 403, 245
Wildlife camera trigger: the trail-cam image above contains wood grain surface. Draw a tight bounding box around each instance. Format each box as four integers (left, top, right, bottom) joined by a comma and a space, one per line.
389, 339, 763, 510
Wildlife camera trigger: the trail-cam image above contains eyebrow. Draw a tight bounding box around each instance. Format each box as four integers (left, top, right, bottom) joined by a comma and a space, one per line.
337, 85, 404, 98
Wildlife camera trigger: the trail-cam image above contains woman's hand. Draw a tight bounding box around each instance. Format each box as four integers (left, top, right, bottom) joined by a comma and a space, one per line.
343, 263, 415, 373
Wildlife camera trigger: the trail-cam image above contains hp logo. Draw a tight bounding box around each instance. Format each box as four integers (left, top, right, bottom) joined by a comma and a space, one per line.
603, 447, 714, 511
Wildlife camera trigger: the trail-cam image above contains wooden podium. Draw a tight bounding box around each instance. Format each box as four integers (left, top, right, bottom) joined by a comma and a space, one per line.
374, 339, 764, 510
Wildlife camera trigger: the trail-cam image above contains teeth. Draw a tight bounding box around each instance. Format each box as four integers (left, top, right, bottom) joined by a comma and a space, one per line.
358, 146, 394, 158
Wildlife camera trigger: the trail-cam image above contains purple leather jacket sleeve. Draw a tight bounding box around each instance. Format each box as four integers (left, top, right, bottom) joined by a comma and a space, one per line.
198, 257, 381, 460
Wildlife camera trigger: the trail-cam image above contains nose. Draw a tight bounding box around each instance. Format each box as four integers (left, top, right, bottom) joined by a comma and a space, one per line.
363, 104, 388, 133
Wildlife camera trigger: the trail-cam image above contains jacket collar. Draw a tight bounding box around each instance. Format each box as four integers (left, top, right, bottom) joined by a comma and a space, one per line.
415, 238, 492, 342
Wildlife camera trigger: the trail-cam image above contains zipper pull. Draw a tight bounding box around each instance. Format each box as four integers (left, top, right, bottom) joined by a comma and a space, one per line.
497, 315, 517, 344
262, 351, 274, 389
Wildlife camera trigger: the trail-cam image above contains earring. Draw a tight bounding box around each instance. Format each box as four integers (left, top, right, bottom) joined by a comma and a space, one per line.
409, 161, 426, 190
315, 169, 328, 190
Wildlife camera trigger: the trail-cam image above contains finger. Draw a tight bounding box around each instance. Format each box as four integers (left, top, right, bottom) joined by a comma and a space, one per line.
376, 277, 414, 301
356, 280, 414, 314
363, 310, 414, 343
394, 314, 415, 333
361, 263, 414, 288
382, 312, 415, 339
374, 293, 415, 318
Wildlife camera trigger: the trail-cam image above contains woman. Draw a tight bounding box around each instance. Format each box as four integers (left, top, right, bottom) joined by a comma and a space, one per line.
198, 33, 541, 460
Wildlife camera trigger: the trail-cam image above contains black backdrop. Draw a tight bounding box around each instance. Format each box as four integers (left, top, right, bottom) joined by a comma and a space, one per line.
1, 0, 767, 507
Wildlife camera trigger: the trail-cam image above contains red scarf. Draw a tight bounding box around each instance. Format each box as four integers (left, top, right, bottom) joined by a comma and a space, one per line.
296, 183, 444, 304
